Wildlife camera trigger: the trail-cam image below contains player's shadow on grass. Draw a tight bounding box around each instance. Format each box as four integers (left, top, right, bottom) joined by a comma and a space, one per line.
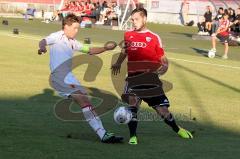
28, 88, 61, 103
29, 87, 120, 111
191, 47, 208, 57
191, 47, 221, 58
1, 90, 240, 152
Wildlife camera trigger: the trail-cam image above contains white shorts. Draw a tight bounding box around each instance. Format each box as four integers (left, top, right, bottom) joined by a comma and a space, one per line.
50, 72, 87, 98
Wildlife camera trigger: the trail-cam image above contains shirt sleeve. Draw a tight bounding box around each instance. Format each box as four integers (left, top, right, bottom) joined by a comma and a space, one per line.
155, 35, 165, 57
73, 40, 83, 51
73, 40, 90, 53
45, 33, 58, 45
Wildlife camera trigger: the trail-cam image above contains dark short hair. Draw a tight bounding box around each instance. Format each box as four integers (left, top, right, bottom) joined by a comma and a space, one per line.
219, 7, 223, 10
131, 8, 147, 17
224, 9, 229, 15
62, 14, 80, 29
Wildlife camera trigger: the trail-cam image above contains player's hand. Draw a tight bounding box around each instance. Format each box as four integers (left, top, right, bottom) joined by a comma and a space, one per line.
157, 56, 169, 75
38, 47, 47, 55
111, 63, 121, 75
104, 41, 117, 51
38, 39, 47, 55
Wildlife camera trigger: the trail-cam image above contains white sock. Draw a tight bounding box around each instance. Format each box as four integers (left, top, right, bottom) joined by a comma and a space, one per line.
82, 106, 106, 139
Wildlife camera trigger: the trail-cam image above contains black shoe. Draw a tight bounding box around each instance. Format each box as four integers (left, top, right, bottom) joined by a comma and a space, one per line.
101, 132, 124, 143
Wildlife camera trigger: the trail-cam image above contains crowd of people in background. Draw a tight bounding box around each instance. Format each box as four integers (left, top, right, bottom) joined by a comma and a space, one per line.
197, 6, 240, 38
49, 1, 240, 43
53, 0, 120, 26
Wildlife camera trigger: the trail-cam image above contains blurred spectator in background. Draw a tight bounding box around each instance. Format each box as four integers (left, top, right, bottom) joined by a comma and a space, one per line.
197, 6, 212, 35
228, 8, 236, 23
230, 8, 240, 36
211, 7, 224, 36
197, 16, 206, 34
101, 1, 108, 10
105, 2, 120, 25
94, 2, 101, 21
41, 0, 125, 27
95, 2, 110, 24
180, 0, 190, 25
214, 7, 224, 21
204, 6, 212, 35
110, 2, 120, 19
23, 7, 36, 21
95, 2, 118, 25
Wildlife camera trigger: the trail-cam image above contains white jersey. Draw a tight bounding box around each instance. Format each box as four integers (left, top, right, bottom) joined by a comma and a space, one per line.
45, 30, 83, 72
45, 30, 86, 97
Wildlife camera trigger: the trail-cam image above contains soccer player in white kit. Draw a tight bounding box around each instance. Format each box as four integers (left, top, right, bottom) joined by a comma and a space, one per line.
38, 14, 123, 143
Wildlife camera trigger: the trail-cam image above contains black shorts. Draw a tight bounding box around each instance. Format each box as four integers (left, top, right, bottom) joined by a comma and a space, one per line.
122, 72, 170, 108
216, 34, 229, 43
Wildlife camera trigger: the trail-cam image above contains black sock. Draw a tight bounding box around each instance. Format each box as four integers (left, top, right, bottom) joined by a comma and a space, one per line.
164, 113, 180, 133
128, 106, 138, 137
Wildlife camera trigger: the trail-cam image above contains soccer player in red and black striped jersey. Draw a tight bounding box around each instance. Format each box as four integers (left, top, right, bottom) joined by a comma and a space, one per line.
112, 8, 193, 145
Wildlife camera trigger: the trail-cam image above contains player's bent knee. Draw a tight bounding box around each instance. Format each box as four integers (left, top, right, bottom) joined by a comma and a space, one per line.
121, 93, 140, 106
155, 106, 170, 118
70, 91, 91, 107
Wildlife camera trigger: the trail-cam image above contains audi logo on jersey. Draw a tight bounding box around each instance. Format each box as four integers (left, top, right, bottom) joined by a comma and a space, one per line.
130, 42, 147, 48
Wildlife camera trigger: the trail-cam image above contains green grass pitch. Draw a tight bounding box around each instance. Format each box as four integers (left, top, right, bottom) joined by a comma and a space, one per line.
0, 18, 240, 159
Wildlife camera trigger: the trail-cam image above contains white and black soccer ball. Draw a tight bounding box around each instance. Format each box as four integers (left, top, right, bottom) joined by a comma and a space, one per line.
208, 50, 216, 58
114, 107, 132, 124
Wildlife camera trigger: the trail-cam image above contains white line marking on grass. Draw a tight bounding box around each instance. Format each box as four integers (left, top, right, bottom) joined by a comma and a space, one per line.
165, 48, 180, 50
169, 57, 240, 70
0, 33, 40, 41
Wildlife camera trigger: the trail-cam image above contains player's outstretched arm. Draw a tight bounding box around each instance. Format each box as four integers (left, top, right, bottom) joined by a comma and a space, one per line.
38, 39, 47, 55
111, 50, 127, 75
88, 41, 117, 55
88, 47, 107, 55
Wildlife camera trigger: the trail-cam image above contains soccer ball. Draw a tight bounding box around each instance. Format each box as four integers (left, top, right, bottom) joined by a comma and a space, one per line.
113, 107, 132, 124
237, 38, 240, 44
208, 50, 216, 58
